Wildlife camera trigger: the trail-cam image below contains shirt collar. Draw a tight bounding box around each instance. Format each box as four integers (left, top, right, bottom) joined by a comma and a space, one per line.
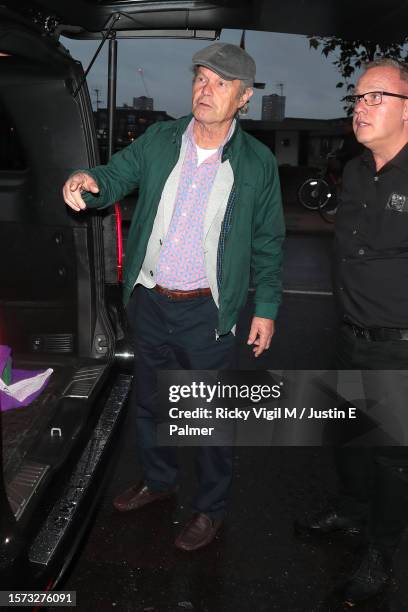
389, 141, 408, 172
362, 141, 408, 174
185, 117, 236, 152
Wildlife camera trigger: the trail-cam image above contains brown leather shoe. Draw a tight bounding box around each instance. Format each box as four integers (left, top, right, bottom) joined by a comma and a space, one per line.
174, 513, 222, 551
113, 482, 177, 512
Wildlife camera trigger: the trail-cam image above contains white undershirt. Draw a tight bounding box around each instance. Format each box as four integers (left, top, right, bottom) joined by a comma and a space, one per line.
196, 144, 218, 166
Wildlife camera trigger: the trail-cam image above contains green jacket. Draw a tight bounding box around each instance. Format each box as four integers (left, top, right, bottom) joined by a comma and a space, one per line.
82, 115, 285, 335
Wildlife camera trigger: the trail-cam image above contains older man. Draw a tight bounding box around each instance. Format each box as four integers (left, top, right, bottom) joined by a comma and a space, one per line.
63, 43, 284, 551
297, 58, 408, 604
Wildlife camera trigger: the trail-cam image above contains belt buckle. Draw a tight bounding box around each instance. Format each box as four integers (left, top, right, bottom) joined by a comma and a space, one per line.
351, 324, 369, 340
351, 324, 362, 338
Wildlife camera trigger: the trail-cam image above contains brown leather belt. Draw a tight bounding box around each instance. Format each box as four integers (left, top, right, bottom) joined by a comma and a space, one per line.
154, 284, 212, 300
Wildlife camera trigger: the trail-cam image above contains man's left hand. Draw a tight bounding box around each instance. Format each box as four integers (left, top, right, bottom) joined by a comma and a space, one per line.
247, 317, 275, 358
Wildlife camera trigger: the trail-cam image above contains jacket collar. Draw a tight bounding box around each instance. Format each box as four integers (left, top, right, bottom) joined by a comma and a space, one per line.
222, 117, 241, 162
171, 114, 193, 144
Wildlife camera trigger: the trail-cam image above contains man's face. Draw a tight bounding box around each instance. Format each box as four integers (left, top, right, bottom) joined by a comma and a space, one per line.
353, 66, 408, 151
192, 66, 252, 126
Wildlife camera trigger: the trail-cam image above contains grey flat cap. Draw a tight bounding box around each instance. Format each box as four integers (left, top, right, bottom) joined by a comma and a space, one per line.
192, 42, 256, 86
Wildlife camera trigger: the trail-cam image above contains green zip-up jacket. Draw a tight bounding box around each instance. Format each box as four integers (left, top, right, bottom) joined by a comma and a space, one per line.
82, 114, 285, 335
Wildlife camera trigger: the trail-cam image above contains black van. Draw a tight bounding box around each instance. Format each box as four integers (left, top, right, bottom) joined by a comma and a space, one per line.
0, 3, 134, 590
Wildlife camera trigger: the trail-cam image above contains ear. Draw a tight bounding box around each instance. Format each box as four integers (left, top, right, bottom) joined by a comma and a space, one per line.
239, 87, 253, 109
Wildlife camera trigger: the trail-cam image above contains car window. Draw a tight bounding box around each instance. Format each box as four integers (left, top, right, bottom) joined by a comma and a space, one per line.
0, 102, 26, 170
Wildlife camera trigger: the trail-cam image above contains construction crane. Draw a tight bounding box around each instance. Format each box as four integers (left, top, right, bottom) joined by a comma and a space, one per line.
137, 67, 151, 98
276, 82, 285, 97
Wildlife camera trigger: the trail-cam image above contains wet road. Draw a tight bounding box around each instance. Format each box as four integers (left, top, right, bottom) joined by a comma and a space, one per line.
55, 233, 408, 612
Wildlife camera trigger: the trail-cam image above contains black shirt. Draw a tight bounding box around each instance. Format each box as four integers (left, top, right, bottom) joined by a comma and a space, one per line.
335, 142, 408, 328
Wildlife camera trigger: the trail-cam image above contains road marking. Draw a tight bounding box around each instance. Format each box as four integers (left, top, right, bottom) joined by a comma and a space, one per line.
283, 289, 333, 296
249, 288, 333, 296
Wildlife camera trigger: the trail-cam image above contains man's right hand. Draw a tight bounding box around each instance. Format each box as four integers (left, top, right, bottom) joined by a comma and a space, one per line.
62, 171, 99, 212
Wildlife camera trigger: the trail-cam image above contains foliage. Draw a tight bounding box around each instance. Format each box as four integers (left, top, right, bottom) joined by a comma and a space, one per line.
308, 36, 408, 113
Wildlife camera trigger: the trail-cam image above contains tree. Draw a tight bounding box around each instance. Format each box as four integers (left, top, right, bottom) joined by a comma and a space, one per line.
308, 36, 408, 113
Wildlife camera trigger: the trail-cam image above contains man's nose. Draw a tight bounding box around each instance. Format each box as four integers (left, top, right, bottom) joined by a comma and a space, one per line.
202, 81, 213, 95
353, 96, 367, 112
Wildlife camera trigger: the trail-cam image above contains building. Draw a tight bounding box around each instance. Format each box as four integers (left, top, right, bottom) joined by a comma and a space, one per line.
241, 116, 353, 168
132, 96, 154, 111
93, 107, 174, 162
92, 104, 354, 171
262, 94, 286, 121
241, 116, 361, 205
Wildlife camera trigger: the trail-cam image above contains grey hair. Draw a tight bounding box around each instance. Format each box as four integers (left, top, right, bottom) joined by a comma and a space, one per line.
238, 81, 251, 95
364, 58, 408, 84
236, 80, 252, 115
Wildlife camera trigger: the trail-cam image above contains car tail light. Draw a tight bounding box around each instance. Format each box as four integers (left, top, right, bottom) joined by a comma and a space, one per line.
114, 203, 123, 283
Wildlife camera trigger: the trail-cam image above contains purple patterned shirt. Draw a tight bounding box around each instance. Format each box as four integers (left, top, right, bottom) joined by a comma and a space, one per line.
155, 119, 224, 290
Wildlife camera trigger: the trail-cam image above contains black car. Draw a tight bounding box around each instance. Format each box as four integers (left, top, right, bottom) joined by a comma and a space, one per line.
0, 1, 134, 591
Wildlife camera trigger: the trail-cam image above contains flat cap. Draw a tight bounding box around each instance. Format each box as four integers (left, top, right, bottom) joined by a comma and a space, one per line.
192, 42, 256, 86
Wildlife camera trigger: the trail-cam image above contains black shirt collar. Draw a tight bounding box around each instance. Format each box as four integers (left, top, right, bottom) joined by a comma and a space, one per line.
361, 141, 408, 174
390, 141, 408, 172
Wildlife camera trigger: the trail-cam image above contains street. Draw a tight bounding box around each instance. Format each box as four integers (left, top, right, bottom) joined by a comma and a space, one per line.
54, 222, 408, 612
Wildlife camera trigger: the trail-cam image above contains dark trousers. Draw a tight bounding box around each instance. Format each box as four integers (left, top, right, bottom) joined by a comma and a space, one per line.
334, 324, 408, 557
126, 284, 236, 519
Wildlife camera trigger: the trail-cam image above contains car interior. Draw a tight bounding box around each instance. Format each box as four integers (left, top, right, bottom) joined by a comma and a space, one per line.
0, 9, 129, 584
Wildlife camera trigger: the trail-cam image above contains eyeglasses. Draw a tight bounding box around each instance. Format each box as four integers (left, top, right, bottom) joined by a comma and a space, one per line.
345, 91, 408, 107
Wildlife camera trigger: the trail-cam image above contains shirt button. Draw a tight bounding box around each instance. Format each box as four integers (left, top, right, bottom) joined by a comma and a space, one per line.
192, 183, 197, 189
352, 229, 358, 235
374, 176, 379, 182
362, 202, 367, 208
358, 248, 365, 255
340, 286, 344, 291
150, 270, 154, 276
341, 257, 346, 262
